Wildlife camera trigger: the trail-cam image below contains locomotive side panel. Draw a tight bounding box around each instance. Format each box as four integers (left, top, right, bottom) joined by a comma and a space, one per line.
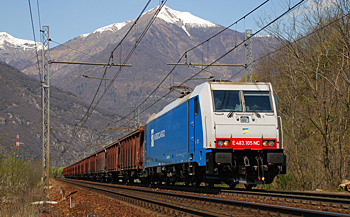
145, 102, 189, 168
144, 95, 205, 168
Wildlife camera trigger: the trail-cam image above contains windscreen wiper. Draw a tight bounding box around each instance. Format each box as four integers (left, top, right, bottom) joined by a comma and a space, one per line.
227, 111, 234, 118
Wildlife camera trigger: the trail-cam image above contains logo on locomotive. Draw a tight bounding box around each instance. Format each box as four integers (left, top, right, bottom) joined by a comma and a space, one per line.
242, 128, 249, 135
151, 129, 165, 147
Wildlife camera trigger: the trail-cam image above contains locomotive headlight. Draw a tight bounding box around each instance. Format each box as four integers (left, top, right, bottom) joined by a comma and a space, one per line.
218, 140, 223, 146
262, 141, 268, 147
224, 140, 229, 146
268, 141, 274, 146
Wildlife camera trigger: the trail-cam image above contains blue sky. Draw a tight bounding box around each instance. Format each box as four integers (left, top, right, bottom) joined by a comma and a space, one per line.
1, 0, 299, 44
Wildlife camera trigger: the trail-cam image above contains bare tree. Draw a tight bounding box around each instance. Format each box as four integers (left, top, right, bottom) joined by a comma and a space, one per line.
256, 0, 350, 189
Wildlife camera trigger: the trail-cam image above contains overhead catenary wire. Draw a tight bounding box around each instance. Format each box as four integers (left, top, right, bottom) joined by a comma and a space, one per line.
66, 1, 168, 147
60, 0, 155, 146
103, 0, 306, 138
102, 0, 272, 131
67, 1, 153, 139
228, 10, 350, 81
77, 0, 162, 126
51, 40, 106, 63
58, 1, 265, 148
179, 0, 306, 86
111, 0, 152, 54
86, 1, 167, 122
36, 0, 41, 28
185, 0, 270, 55
27, 0, 42, 82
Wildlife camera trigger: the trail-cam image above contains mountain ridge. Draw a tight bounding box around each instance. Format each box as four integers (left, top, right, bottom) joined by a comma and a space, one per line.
1, 6, 279, 164
0, 61, 121, 166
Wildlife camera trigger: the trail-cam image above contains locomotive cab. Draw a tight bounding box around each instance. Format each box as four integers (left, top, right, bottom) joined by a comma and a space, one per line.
201, 81, 286, 187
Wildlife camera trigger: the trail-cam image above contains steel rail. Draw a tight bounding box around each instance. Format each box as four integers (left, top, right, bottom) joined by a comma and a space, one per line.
145, 182, 350, 206
60, 178, 228, 217
135, 182, 350, 206
222, 188, 350, 205
59, 179, 350, 217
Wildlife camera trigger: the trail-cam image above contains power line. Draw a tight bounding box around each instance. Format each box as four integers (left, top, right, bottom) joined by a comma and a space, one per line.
228, 9, 350, 80
27, 0, 42, 82
36, 0, 42, 28
179, 0, 306, 86
66, 0, 153, 143
105, 0, 307, 137
66, 1, 167, 147
185, 0, 270, 55
51, 40, 106, 62
104, 0, 272, 130
111, 0, 152, 54
81, 1, 164, 124
60, 1, 267, 146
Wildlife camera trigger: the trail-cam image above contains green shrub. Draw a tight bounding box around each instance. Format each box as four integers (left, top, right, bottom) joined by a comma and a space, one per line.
260, 174, 297, 191
0, 156, 42, 216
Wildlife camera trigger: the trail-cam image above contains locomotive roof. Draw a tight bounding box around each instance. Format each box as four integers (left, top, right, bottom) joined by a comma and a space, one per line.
146, 81, 272, 123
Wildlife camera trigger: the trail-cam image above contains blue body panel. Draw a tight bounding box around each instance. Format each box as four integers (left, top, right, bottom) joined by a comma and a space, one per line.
144, 96, 205, 169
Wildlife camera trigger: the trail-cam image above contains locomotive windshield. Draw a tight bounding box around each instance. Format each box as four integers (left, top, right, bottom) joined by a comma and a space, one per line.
243, 91, 273, 112
212, 90, 273, 112
213, 90, 242, 112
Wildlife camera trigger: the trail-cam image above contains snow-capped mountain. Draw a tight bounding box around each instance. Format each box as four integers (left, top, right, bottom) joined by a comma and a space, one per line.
78, 6, 217, 38
80, 21, 131, 38
0, 32, 42, 73
151, 6, 217, 28
0, 32, 41, 50
152, 5, 217, 37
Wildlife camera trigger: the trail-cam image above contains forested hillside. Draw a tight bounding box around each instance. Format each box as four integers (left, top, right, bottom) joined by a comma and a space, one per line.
256, 0, 350, 190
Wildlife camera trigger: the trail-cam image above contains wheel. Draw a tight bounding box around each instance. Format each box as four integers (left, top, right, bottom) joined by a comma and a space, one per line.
194, 181, 201, 188
229, 183, 237, 189
244, 184, 256, 190
205, 182, 214, 189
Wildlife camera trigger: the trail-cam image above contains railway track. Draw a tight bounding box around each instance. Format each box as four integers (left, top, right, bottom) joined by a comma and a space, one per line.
221, 188, 350, 207
59, 178, 350, 217
153, 184, 350, 208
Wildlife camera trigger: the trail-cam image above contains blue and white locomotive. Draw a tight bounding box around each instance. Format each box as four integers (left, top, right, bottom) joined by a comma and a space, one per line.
143, 81, 286, 188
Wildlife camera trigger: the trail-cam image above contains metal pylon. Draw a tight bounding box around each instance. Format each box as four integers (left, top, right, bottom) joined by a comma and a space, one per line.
41, 26, 50, 201
245, 29, 253, 82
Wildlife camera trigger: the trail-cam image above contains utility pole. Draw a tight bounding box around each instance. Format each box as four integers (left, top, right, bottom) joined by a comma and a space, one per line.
135, 107, 139, 127
41, 26, 50, 201
245, 29, 253, 82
